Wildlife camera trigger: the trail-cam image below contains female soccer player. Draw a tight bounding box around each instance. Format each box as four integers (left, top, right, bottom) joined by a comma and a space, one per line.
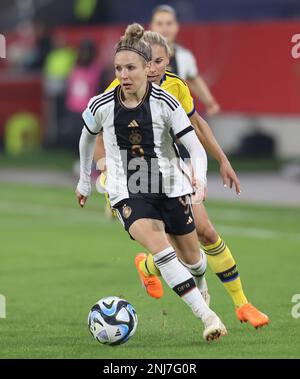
95, 30, 269, 329
150, 4, 220, 116
76, 23, 225, 342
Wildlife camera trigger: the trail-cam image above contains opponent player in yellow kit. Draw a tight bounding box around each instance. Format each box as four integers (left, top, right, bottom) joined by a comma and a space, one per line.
94, 31, 269, 329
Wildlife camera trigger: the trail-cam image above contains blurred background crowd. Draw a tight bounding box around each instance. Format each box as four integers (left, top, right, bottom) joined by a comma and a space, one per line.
0, 0, 300, 185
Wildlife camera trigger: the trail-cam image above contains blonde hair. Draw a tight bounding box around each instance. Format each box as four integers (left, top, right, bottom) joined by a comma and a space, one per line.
144, 31, 171, 57
115, 23, 152, 62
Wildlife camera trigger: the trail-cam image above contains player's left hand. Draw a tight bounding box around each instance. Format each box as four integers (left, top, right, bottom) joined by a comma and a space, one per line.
219, 160, 241, 195
75, 189, 88, 208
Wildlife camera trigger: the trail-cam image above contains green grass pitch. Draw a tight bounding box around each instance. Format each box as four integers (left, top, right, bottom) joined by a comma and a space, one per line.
0, 182, 300, 358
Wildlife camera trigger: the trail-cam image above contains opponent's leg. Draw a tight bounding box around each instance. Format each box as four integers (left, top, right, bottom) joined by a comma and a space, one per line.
193, 202, 269, 328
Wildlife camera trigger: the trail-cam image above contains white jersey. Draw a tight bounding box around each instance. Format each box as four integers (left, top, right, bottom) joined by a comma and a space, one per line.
170, 44, 199, 80
82, 83, 204, 206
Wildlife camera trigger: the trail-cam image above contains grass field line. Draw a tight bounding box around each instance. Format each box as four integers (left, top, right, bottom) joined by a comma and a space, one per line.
1, 201, 300, 241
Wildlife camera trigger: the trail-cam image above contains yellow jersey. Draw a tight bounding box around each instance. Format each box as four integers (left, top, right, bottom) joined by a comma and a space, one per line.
105, 71, 195, 117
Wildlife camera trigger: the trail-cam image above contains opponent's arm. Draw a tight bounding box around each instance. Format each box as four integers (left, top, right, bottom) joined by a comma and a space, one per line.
187, 75, 220, 116
190, 111, 241, 195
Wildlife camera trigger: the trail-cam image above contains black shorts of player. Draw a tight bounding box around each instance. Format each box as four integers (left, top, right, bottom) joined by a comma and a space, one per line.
113, 196, 195, 239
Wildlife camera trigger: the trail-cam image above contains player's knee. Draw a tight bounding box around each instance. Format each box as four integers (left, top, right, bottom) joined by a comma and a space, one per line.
196, 223, 218, 246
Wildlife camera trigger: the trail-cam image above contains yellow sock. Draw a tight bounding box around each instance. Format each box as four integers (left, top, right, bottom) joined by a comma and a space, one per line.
203, 236, 248, 308
139, 254, 161, 277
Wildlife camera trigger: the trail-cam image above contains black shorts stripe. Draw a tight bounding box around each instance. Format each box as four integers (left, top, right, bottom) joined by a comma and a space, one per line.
90, 90, 114, 112
151, 94, 176, 111
83, 119, 99, 135
176, 125, 194, 139
91, 95, 114, 115
152, 87, 179, 109
173, 278, 196, 297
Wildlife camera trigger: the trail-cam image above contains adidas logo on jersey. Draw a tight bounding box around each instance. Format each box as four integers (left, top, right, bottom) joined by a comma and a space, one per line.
128, 120, 139, 128
186, 216, 193, 225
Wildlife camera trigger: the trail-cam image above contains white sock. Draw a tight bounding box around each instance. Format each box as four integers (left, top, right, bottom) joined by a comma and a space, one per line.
179, 250, 207, 289
153, 246, 213, 321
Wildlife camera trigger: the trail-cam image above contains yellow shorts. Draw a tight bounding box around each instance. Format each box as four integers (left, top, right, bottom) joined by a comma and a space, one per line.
99, 172, 116, 217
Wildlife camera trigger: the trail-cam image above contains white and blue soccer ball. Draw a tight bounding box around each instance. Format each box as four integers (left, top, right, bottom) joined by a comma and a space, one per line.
88, 296, 138, 346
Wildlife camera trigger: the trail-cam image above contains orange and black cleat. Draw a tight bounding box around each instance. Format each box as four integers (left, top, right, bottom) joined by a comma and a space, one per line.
236, 303, 269, 329
134, 253, 163, 299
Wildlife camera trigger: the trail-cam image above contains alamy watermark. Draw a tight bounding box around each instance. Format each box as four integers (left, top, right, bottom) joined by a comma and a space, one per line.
291, 294, 300, 319
0, 33, 6, 59
94, 154, 206, 204
0, 294, 6, 318
291, 34, 300, 59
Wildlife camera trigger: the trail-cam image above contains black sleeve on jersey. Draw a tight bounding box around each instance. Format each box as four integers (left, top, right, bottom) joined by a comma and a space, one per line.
82, 118, 101, 135
176, 125, 194, 139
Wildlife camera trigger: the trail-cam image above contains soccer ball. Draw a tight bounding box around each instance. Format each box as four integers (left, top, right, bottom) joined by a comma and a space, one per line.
88, 296, 138, 346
